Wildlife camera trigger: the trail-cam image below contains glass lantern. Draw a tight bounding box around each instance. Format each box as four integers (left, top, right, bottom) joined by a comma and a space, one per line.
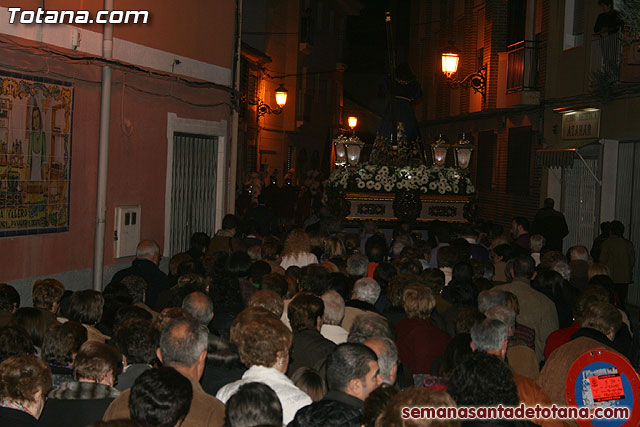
345, 138, 364, 166
334, 137, 347, 167
454, 133, 474, 170
430, 134, 449, 166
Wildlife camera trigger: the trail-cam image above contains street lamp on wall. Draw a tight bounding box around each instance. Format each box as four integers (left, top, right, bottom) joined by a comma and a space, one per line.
256, 84, 288, 118
441, 44, 487, 101
348, 116, 358, 130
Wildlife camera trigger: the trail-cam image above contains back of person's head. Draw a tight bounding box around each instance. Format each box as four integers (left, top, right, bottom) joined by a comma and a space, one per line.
73, 341, 121, 383
0, 325, 35, 363
434, 225, 451, 244
249, 261, 271, 285
421, 268, 446, 294
533, 269, 565, 297
455, 307, 484, 335
32, 279, 65, 312
470, 319, 509, 353
543, 198, 554, 209
129, 367, 192, 427
283, 228, 311, 256
190, 232, 210, 254
393, 257, 423, 275
290, 367, 327, 401
437, 246, 457, 268
42, 323, 78, 366
261, 236, 283, 261
226, 252, 252, 278
0, 354, 52, 412
299, 265, 331, 296
324, 236, 347, 259
373, 262, 397, 292
365, 235, 389, 263
348, 314, 394, 343
447, 280, 478, 307
513, 217, 530, 233
68, 290, 105, 325
225, 382, 283, 427
567, 245, 589, 262
551, 260, 571, 281
159, 317, 208, 368
182, 291, 214, 325
376, 387, 459, 427
361, 385, 399, 427
438, 333, 473, 377
353, 278, 381, 305
387, 274, 421, 308
492, 244, 515, 262
321, 290, 345, 326
402, 284, 435, 320
169, 253, 193, 278
114, 319, 158, 365
113, 305, 152, 333
447, 351, 519, 407
0, 283, 20, 312
288, 293, 324, 333
136, 240, 160, 261
512, 256, 535, 279
347, 253, 369, 278
229, 306, 276, 345
9, 307, 51, 348
119, 275, 147, 305
484, 306, 516, 331
477, 289, 507, 314
610, 220, 624, 236
153, 307, 192, 336
222, 214, 239, 231
529, 234, 545, 253
326, 343, 378, 392
260, 273, 289, 298
450, 238, 472, 263
235, 317, 292, 368
588, 264, 610, 280
248, 289, 284, 318
452, 261, 474, 284
581, 300, 622, 337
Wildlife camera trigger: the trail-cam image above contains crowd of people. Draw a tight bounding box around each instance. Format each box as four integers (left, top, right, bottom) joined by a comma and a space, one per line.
0, 196, 636, 426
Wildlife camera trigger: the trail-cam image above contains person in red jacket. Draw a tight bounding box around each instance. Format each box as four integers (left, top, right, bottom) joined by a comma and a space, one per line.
395, 284, 449, 374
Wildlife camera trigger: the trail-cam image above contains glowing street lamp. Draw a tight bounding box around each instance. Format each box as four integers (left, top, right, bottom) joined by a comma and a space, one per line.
275, 84, 288, 108
441, 43, 487, 100
441, 48, 460, 78
348, 116, 358, 130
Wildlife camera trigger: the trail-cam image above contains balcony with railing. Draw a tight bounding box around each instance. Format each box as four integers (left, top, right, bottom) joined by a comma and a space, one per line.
506, 39, 540, 93
497, 38, 541, 107
590, 30, 640, 83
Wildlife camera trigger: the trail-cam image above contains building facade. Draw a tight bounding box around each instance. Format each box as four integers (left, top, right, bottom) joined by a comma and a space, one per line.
0, 0, 237, 302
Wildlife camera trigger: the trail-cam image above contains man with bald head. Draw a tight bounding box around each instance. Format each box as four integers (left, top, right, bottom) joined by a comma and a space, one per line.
112, 239, 170, 309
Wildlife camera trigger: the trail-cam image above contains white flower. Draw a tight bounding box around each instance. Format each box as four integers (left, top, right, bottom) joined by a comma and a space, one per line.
357, 181, 365, 189
428, 182, 437, 190
420, 186, 427, 192
445, 185, 452, 192
453, 185, 459, 193
374, 182, 382, 190
366, 181, 374, 189
438, 186, 446, 194
384, 183, 393, 191
397, 182, 403, 189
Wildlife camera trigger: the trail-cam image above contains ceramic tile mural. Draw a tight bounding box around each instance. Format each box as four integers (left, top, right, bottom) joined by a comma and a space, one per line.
0, 71, 73, 236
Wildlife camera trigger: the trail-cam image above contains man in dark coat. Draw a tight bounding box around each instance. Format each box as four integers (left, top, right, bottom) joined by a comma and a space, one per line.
112, 239, 170, 310
531, 198, 569, 251
290, 343, 382, 427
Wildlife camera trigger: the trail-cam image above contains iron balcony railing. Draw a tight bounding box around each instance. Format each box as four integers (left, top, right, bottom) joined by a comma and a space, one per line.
590, 30, 623, 78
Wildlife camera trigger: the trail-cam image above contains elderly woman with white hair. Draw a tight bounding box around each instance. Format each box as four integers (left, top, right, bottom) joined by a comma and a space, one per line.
342, 277, 382, 331
320, 290, 348, 344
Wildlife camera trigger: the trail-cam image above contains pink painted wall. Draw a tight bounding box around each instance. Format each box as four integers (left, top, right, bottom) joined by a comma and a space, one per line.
0, 31, 232, 281
0, 0, 236, 68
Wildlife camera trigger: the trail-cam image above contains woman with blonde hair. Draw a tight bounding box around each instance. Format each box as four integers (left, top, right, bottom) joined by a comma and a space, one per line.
323, 236, 346, 261
280, 229, 318, 270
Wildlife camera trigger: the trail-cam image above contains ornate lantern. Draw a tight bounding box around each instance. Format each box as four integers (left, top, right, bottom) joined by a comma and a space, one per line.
430, 134, 449, 166
454, 133, 474, 170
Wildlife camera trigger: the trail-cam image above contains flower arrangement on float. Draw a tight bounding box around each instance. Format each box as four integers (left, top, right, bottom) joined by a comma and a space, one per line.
327, 163, 475, 196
